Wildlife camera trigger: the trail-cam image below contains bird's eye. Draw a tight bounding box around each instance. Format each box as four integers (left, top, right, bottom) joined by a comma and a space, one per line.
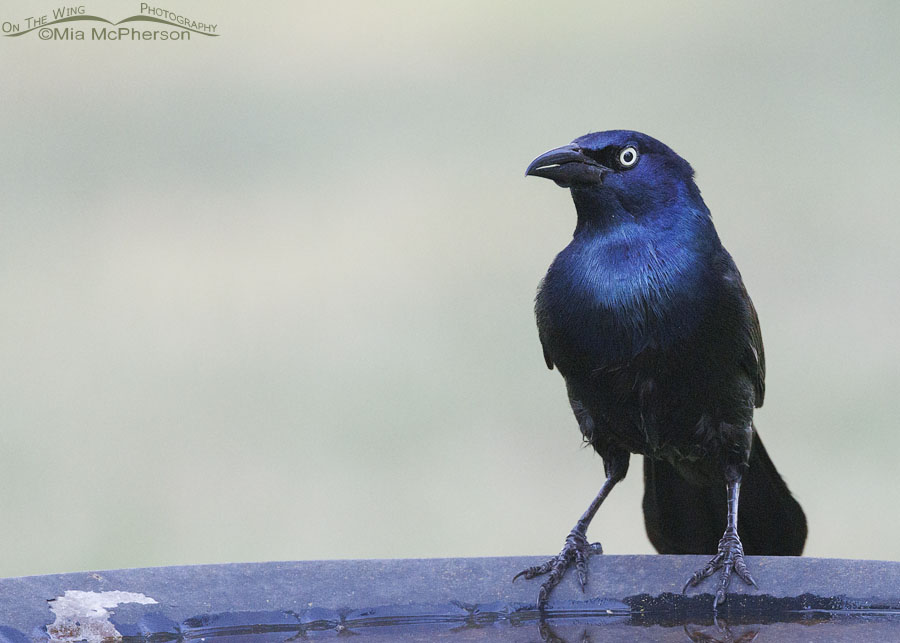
617, 146, 639, 168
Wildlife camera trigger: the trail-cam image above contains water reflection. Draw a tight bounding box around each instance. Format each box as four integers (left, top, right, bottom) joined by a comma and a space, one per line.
182, 614, 898, 642
164, 599, 900, 642
539, 619, 762, 642
683, 622, 760, 642
533, 616, 894, 643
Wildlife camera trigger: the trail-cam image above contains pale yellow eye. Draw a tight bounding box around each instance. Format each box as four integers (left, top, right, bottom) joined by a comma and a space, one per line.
618, 146, 638, 167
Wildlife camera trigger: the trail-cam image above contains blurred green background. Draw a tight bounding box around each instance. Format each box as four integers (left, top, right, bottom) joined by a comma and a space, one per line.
1, 1, 898, 578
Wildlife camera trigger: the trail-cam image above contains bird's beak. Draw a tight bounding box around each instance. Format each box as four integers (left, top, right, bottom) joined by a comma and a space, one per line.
525, 143, 608, 187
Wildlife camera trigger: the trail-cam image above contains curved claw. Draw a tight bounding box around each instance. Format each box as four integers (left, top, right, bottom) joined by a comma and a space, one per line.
683, 552, 723, 594
513, 559, 554, 583
713, 589, 725, 610
733, 555, 757, 588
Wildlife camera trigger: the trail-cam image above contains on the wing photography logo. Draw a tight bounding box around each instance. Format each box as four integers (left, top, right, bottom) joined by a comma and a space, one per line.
2, 3, 218, 41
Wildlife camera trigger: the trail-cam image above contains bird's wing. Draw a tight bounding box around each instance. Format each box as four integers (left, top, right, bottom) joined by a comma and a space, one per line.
720, 251, 765, 407
540, 336, 554, 370
742, 282, 766, 407
536, 290, 556, 370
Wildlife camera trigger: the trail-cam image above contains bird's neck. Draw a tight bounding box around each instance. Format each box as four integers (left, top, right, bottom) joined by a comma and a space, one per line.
563, 192, 721, 312
570, 184, 709, 236
571, 188, 632, 236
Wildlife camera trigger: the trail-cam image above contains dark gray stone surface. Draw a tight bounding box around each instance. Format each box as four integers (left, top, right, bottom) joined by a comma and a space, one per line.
0, 556, 896, 641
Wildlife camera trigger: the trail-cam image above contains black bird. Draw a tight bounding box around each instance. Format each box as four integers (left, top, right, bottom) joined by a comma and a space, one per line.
516, 130, 807, 609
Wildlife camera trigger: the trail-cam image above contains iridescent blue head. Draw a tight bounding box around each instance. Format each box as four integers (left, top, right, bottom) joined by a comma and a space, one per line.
526, 130, 705, 221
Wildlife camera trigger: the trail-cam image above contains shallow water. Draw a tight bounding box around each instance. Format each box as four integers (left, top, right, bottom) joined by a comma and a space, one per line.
180, 621, 900, 642
179, 609, 900, 642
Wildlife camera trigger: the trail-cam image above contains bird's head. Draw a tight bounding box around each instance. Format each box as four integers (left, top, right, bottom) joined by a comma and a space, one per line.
526, 130, 703, 221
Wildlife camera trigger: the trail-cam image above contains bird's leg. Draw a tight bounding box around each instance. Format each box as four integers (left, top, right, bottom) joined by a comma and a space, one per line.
513, 477, 615, 607
514, 450, 629, 609
683, 470, 757, 608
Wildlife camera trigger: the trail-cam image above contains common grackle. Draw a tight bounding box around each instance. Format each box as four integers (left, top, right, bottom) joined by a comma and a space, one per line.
516, 130, 807, 609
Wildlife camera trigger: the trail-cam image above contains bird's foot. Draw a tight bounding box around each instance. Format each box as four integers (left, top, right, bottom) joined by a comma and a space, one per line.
683, 530, 757, 609
513, 530, 602, 609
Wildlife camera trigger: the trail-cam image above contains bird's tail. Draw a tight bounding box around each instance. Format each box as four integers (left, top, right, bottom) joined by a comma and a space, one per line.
642, 431, 807, 555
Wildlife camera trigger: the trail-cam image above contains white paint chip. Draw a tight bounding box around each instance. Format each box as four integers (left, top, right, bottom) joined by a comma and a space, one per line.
47, 590, 158, 643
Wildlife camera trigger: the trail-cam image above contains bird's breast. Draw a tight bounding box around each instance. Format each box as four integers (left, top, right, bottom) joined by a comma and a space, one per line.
537, 232, 713, 371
